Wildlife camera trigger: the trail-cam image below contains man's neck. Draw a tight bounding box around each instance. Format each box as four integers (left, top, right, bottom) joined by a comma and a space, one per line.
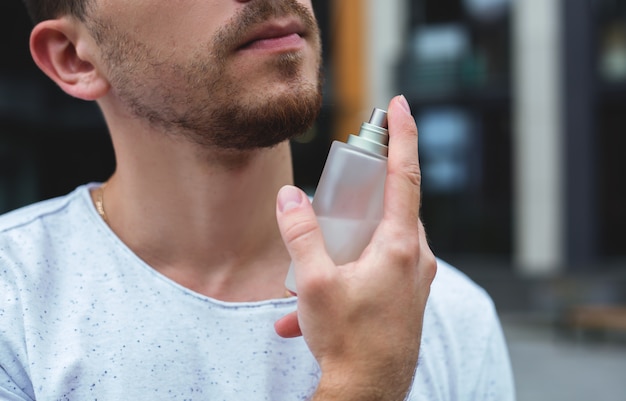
98, 127, 295, 302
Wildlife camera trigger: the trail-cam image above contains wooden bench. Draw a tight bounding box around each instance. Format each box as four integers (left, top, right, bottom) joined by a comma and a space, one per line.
566, 305, 626, 337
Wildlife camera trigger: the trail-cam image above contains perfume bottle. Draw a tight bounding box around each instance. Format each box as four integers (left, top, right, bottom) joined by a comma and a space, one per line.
285, 108, 389, 293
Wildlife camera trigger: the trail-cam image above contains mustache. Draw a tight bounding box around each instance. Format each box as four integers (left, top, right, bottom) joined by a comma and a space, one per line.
212, 0, 319, 58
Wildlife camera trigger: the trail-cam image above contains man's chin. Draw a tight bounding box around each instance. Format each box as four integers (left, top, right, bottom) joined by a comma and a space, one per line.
215, 90, 322, 150
182, 83, 322, 151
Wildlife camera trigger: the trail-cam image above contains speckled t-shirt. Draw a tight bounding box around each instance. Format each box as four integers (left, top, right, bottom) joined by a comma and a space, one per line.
0, 185, 515, 401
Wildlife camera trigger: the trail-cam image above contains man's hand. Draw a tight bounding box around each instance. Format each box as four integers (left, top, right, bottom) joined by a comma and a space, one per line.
274, 95, 436, 401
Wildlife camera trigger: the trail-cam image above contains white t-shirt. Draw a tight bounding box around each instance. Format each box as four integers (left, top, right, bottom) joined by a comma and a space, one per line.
0, 185, 515, 400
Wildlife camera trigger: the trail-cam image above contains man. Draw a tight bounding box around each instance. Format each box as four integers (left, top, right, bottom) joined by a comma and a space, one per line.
1, 0, 514, 400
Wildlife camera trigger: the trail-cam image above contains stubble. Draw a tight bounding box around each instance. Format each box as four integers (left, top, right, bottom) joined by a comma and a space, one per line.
87, 0, 323, 151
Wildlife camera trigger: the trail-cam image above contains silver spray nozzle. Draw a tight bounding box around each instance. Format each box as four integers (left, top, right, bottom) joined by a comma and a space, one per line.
347, 108, 390, 157
368, 108, 388, 129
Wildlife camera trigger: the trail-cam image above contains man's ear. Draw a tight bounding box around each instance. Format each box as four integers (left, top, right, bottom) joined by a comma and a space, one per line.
30, 18, 109, 101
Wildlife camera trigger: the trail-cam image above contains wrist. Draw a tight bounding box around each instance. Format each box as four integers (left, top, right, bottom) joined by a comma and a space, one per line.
312, 376, 385, 401
311, 363, 414, 401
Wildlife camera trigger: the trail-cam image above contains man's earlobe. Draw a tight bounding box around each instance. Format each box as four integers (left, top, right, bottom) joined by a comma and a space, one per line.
30, 19, 109, 101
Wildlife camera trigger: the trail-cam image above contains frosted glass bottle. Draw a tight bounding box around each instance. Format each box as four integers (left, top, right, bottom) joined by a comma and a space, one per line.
285, 108, 389, 293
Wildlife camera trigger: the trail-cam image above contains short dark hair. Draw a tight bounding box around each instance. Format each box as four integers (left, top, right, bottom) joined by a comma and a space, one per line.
21, 0, 92, 24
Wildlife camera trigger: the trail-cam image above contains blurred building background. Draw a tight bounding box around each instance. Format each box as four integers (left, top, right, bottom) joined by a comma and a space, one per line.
2, 0, 626, 399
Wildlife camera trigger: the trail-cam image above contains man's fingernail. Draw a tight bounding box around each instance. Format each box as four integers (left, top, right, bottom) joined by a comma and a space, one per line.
278, 185, 303, 213
398, 95, 411, 114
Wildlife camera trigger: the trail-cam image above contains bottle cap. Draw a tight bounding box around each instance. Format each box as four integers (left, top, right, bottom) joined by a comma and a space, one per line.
347, 108, 389, 157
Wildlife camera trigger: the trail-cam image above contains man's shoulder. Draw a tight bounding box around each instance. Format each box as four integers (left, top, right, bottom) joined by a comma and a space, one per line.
432, 259, 492, 302
427, 258, 499, 325
414, 261, 514, 400
0, 185, 89, 234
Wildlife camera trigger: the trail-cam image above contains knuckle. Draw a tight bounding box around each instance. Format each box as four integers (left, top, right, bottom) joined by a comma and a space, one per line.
420, 249, 438, 284
281, 216, 318, 246
300, 270, 334, 296
388, 160, 422, 190
378, 222, 437, 285
417, 222, 437, 283
384, 228, 421, 267
402, 160, 422, 188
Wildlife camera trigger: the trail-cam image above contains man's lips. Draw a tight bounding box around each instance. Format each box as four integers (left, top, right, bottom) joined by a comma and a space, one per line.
240, 33, 304, 51
237, 20, 307, 51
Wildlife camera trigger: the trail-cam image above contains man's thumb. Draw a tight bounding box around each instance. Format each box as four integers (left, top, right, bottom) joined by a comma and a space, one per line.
276, 185, 332, 285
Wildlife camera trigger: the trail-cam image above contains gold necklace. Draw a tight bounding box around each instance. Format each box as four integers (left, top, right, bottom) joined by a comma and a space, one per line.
95, 182, 108, 223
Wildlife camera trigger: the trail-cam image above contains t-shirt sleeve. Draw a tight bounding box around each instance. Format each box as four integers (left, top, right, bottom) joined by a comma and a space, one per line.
0, 261, 35, 401
0, 371, 33, 401
415, 260, 517, 401
470, 311, 516, 401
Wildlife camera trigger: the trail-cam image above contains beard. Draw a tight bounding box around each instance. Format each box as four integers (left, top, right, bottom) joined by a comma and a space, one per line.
87, 0, 323, 150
